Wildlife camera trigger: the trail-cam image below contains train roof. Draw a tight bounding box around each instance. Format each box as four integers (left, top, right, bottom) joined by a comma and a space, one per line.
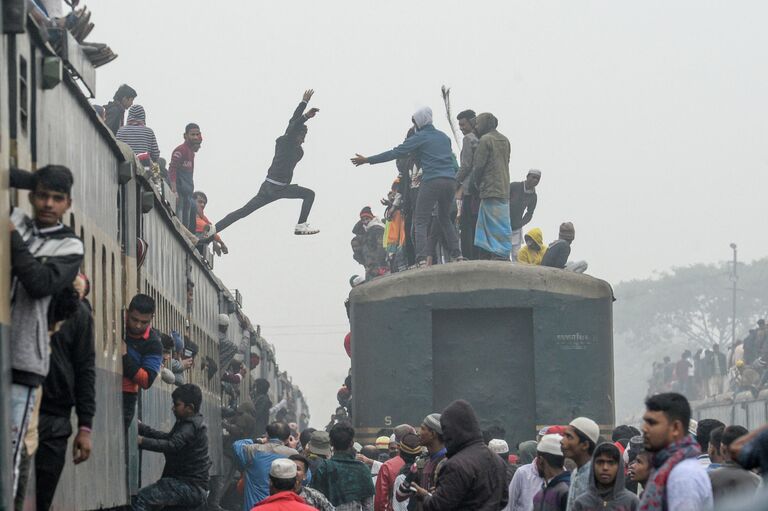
350, 261, 614, 303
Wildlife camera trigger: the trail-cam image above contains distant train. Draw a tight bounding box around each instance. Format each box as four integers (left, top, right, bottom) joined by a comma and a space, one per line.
349, 262, 615, 448
0, 8, 308, 510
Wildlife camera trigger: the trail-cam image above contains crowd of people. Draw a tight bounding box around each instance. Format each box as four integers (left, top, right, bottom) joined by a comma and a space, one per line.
647, 319, 768, 401
132, 390, 768, 510
349, 108, 585, 277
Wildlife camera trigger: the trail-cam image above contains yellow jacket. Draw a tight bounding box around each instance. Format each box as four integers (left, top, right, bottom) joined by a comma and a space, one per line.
517, 227, 548, 265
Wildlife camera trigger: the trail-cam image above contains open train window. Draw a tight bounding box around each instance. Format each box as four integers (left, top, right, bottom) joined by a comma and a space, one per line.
101, 246, 107, 355
19, 55, 28, 134
111, 253, 117, 352
91, 237, 97, 328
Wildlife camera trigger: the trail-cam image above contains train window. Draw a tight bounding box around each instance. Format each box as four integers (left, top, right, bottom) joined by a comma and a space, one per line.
111, 253, 117, 352
79, 227, 85, 271
101, 246, 107, 355
91, 237, 97, 327
19, 56, 28, 133
69, 213, 75, 230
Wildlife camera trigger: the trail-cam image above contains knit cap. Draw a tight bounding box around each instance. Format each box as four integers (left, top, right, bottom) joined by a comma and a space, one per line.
127, 104, 146, 123
559, 222, 575, 241
422, 413, 442, 434
399, 433, 422, 455
359, 206, 374, 219
375, 436, 390, 450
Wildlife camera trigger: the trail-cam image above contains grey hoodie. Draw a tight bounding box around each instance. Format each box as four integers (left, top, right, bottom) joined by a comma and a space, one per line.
572, 444, 639, 511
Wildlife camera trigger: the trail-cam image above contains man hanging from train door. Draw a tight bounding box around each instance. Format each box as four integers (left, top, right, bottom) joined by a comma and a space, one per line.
9, 165, 84, 497
205, 89, 321, 239
122, 293, 163, 430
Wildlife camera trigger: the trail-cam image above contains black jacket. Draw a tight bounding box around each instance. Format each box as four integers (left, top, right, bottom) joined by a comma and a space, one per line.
140, 413, 212, 488
541, 239, 571, 269
104, 100, 125, 134
266, 101, 309, 184
41, 301, 96, 428
423, 400, 508, 511
509, 181, 537, 230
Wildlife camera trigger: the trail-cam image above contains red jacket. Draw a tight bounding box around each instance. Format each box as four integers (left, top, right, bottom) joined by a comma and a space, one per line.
375, 456, 405, 511
252, 491, 315, 511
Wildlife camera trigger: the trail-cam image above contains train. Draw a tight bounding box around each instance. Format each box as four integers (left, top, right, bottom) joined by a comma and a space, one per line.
349, 261, 616, 448
0, 5, 308, 510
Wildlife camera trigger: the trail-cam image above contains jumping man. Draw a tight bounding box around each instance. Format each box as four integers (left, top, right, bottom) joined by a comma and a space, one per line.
207, 89, 320, 238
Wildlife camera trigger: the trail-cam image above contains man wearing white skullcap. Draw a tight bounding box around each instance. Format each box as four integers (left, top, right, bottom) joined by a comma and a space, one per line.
531, 434, 570, 511
254, 458, 316, 510
562, 417, 600, 511
509, 169, 541, 259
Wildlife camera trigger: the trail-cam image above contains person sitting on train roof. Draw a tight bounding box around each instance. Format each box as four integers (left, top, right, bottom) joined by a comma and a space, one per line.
103, 83, 137, 135
234, 421, 299, 511
122, 293, 163, 430
252, 458, 317, 510
206, 89, 321, 238
193, 191, 228, 256
134, 383, 212, 511
169, 122, 203, 232
516, 227, 548, 265
509, 169, 541, 260
116, 104, 160, 163
310, 422, 375, 510
35, 272, 96, 511
541, 222, 575, 270
9, 164, 84, 496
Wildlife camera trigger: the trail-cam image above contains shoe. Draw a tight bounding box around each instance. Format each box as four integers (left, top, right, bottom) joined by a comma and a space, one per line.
415, 260, 428, 269
294, 223, 319, 235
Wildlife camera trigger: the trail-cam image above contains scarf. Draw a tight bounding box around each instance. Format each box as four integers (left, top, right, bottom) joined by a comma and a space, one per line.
639, 435, 700, 511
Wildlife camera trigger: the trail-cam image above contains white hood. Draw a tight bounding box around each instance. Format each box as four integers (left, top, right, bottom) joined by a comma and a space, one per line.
412, 107, 433, 129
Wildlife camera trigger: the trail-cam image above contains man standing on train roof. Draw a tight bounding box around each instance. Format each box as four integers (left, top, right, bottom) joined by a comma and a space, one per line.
352, 106, 463, 267
206, 89, 321, 238
454, 109, 480, 260
509, 169, 541, 259
122, 293, 163, 430
134, 384, 212, 510
9, 165, 84, 496
169, 122, 203, 232
103, 83, 137, 134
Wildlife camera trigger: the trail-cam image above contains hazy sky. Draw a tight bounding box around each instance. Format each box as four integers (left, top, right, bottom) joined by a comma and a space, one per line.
91, 1, 768, 425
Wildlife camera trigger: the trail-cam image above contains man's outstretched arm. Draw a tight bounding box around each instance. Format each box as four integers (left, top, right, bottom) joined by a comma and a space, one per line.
285, 89, 319, 134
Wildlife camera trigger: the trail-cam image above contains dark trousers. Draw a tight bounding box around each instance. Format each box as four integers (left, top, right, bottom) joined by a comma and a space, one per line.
403, 187, 419, 266
176, 176, 195, 231
214, 180, 315, 233
133, 477, 206, 511
35, 414, 72, 511
459, 195, 479, 260
414, 178, 460, 261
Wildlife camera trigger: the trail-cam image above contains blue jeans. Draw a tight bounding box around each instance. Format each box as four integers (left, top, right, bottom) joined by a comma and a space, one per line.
133, 477, 206, 510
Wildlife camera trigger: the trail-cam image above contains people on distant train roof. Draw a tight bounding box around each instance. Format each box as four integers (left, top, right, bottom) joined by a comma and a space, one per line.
471, 112, 513, 261
169, 123, 203, 232
208, 89, 320, 238
517, 227, 548, 265
541, 223, 574, 270
116, 104, 160, 163
104, 83, 137, 135
352, 106, 462, 268
509, 169, 541, 259
9, 164, 84, 496
134, 384, 212, 510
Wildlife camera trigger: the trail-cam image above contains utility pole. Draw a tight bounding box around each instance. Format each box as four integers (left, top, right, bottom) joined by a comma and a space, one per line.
730, 243, 738, 344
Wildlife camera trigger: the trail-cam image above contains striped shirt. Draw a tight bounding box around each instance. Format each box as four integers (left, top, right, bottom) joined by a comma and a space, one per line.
116, 124, 160, 162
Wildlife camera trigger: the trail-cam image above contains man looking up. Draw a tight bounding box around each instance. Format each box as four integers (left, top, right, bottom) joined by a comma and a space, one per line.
122, 294, 163, 430
10, 165, 84, 495
639, 392, 713, 511
169, 123, 203, 231
561, 417, 599, 511
508, 170, 540, 259
210, 90, 320, 237
454, 109, 480, 259
352, 107, 462, 267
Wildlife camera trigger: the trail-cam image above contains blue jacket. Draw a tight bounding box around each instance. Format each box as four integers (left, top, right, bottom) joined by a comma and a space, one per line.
368, 124, 457, 181
233, 438, 298, 511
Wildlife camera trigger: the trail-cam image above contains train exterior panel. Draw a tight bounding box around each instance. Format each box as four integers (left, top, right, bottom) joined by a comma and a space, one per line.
350, 262, 615, 447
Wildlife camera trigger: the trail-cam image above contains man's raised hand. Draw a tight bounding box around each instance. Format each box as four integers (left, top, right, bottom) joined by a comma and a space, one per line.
302, 89, 315, 102
351, 154, 369, 166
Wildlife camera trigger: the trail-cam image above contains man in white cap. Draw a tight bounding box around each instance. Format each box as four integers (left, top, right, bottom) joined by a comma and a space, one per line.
561, 417, 600, 511
490, 439, 516, 488
252, 458, 316, 510
509, 170, 541, 259
532, 434, 570, 511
